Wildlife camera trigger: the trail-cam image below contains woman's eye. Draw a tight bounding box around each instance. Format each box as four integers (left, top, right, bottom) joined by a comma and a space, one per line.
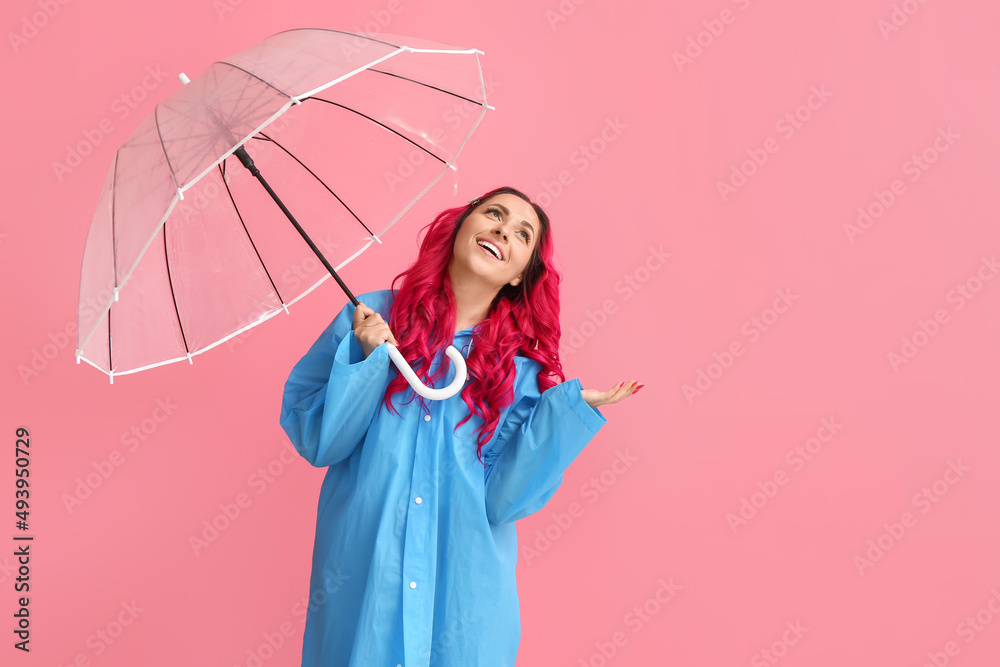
519, 231, 530, 240
487, 208, 501, 218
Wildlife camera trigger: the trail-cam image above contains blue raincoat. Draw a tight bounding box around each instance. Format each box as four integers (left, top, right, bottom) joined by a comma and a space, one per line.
280, 288, 607, 666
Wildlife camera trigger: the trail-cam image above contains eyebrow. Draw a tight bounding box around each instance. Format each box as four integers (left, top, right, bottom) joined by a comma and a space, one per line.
492, 203, 535, 235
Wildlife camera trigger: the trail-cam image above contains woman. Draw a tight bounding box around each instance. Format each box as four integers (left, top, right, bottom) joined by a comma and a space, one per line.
280, 186, 642, 666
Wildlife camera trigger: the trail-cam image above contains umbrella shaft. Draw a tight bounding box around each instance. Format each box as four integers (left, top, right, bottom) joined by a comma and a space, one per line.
233, 145, 359, 307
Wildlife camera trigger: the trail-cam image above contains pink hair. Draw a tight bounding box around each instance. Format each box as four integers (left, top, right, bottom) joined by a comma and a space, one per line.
380, 186, 565, 463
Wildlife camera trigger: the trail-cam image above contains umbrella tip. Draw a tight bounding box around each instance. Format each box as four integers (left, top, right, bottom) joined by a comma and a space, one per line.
178, 73, 191, 85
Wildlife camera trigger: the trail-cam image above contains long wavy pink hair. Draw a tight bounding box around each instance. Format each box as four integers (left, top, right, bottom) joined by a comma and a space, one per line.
380, 186, 565, 462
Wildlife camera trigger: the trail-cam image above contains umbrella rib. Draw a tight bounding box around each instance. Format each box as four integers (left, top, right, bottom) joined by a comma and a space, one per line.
107, 299, 112, 374
253, 132, 377, 238
367, 68, 483, 106
109, 148, 120, 373
110, 147, 121, 294
217, 161, 287, 305
216, 60, 293, 99
303, 97, 448, 166
162, 223, 192, 357
270, 27, 402, 50
153, 104, 184, 196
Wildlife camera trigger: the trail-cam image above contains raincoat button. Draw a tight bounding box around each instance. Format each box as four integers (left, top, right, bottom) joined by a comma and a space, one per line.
415, 497, 422, 504
423, 414, 431, 421
409, 581, 417, 589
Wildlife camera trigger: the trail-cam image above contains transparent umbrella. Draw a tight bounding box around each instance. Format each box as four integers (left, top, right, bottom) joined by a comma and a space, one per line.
76, 28, 492, 397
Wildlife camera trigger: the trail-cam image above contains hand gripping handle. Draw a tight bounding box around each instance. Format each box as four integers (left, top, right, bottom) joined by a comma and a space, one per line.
384, 342, 468, 400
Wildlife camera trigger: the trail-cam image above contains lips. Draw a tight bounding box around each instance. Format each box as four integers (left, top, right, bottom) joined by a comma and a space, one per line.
476, 238, 504, 261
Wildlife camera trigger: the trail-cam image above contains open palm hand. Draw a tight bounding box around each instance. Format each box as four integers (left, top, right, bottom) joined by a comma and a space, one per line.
581, 381, 643, 409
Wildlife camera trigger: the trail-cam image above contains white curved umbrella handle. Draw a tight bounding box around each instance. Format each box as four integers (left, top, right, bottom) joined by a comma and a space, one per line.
384, 342, 467, 400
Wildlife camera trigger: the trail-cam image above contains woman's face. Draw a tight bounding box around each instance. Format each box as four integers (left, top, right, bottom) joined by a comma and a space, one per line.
451, 193, 540, 289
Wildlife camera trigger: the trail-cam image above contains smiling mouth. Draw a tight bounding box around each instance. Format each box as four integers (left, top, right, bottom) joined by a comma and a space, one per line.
477, 240, 503, 261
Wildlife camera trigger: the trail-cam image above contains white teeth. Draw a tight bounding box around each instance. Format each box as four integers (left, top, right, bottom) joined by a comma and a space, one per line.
477, 240, 502, 260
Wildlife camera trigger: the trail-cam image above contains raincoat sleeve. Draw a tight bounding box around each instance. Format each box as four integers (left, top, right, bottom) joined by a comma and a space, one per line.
483, 362, 607, 525
279, 298, 392, 468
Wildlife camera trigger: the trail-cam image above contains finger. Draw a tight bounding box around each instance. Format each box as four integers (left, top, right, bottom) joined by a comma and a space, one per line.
612, 381, 635, 395
353, 302, 374, 325
369, 322, 398, 347
610, 381, 639, 402
358, 315, 385, 330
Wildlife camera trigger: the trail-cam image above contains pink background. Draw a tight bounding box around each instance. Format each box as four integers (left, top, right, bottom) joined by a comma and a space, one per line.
3, 0, 1000, 665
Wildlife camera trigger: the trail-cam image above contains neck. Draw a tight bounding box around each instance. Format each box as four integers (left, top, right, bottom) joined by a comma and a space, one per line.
448, 262, 500, 332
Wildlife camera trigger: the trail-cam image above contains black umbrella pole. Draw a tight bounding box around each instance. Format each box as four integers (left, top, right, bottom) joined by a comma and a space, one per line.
234, 145, 360, 307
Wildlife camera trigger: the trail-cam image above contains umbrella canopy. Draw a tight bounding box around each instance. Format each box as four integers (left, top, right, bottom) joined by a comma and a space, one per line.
77, 28, 490, 382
